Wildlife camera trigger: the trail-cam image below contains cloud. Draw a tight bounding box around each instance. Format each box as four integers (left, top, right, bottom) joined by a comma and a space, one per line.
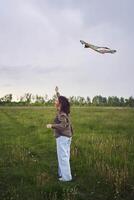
0, 64, 63, 80
0, 0, 134, 98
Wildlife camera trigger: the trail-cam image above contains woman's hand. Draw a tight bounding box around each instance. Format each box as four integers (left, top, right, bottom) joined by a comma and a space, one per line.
46, 124, 52, 128
55, 86, 59, 93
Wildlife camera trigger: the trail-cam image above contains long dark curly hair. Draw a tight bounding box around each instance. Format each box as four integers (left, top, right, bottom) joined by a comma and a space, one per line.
58, 96, 70, 115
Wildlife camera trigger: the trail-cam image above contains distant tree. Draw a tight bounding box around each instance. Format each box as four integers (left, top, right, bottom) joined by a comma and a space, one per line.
44, 94, 48, 102
86, 96, 91, 105
24, 93, 32, 104
74, 96, 80, 105
80, 97, 85, 105
1, 94, 12, 103
31, 95, 36, 103
35, 95, 45, 104
19, 96, 25, 103
107, 96, 113, 106
112, 96, 120, 106
107, 96, 120, 106
92, 95, 106, 106
101, 96, 107, 105
128, 96, 134, 107
0, 92, 133, 107
76, 96, 85, 106
0, 97, 4, 105
120, 97, 125, 106
69, 96, 75, 105
125, 98, 130, 106
92, 96, 99, 106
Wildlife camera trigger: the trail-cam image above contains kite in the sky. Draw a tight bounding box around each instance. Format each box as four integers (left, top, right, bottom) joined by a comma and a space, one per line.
80, 40, 116, 54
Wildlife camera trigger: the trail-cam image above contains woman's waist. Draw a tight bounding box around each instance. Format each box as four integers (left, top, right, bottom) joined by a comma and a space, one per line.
54, 129, 72, 138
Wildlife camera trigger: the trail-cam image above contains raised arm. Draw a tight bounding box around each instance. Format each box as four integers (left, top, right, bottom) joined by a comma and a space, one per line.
55, 86, 60, 97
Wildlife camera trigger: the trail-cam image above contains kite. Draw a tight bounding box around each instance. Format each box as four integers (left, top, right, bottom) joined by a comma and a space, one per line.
80, 40, 116, 54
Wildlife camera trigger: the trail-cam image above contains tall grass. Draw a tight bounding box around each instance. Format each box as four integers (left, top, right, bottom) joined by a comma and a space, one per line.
0, 107, 134, 200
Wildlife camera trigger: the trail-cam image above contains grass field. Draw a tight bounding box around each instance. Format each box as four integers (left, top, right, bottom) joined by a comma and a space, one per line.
0, 106, 134, 200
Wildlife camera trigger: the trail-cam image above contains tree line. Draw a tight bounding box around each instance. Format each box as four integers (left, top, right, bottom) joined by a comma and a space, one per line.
0, 93, 134, 107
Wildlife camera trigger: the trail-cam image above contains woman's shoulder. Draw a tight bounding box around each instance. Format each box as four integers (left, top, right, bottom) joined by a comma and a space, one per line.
59, 112, 70, 117
58, 112, 69, 120
60, 111, 67, 116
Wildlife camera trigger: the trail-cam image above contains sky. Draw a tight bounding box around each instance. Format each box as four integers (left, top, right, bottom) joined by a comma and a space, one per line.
0, 0, 134, 99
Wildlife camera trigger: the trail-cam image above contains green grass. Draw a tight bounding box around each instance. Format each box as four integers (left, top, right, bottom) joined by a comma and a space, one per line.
0, 107, 134, 200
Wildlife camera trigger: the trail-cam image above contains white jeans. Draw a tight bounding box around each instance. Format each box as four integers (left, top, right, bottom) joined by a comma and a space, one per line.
56, 136, 72, 181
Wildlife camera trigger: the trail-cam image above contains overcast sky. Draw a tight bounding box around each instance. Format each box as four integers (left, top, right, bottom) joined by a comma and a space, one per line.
0, 0, 134, 99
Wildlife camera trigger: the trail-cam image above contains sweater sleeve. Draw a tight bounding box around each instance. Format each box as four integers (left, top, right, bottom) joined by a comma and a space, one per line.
56, 91, 60, 98
55, 86, 60, 98
52, 115, 68, 131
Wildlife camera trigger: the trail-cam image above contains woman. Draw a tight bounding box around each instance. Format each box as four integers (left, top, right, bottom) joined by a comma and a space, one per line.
46, 87, 73, 182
